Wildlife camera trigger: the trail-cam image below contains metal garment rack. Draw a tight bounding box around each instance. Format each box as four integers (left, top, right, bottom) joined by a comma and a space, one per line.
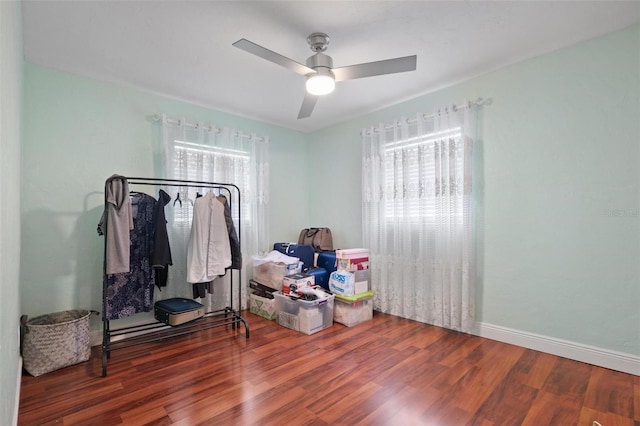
101, 176, 249, 377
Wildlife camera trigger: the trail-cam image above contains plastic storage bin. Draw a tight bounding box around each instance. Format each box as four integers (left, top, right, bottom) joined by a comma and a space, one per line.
334, 291, 374, 327
253, 259, 303, 291
274, 291, 335, 335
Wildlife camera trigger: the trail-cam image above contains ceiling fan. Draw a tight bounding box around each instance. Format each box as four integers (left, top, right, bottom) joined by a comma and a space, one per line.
232, 32, 417, 119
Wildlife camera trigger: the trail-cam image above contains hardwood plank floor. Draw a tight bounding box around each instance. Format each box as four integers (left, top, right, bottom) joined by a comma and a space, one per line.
19, 310, 639, 425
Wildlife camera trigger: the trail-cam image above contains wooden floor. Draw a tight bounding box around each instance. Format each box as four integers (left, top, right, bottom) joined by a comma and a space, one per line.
19, 310, 639, 426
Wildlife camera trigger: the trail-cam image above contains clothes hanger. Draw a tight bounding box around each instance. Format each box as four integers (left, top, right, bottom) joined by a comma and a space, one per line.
173, 192, 182, 207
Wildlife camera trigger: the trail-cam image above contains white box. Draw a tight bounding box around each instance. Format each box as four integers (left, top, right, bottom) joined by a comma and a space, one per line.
274, 291, 335, 335
282, 273, 315, 295
249, 291, 276, 321
329, 271, 369, 296
354, 270, 370, 294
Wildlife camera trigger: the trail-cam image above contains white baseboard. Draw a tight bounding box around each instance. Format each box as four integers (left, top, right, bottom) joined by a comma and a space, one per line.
13, 357, 22, 426
471, 322, 640, 376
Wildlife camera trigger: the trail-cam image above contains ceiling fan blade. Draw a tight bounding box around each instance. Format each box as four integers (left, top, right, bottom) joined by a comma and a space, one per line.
332, 55, 417, 82
297, 93, 319, 119
232, 38, 315, 76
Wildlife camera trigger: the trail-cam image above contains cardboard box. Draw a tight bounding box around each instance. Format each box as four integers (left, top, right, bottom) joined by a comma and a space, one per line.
274, 290, 334, 335
334, 291, 374, 327
336, 248, 369, 272
337, 257, 369, 271
335, 248, 369, 258
329, 271, 368, 296
354, 270, 370, 294
249, 291, 276, 320
282, 273, 315, 295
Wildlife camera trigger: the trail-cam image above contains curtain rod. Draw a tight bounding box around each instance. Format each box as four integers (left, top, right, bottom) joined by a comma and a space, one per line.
153, 114, 267, 143
362, 97, 491, 135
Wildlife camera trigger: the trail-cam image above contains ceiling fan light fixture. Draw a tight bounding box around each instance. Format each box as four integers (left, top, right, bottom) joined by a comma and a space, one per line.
306, 68, 335, 96
232, 32, 416, 118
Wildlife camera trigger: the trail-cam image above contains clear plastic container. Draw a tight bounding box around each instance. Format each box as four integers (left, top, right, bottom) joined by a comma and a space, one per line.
274, 290, 335, 335
334, 291, 374, 327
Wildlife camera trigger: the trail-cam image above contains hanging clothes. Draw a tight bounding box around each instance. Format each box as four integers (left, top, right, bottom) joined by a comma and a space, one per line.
105, 192, 157, 320
217, 195, 242, 269
152, 189, 173, 290
186, 192, 231, 283
97, 174, 133, 274
192, 281, 214, 299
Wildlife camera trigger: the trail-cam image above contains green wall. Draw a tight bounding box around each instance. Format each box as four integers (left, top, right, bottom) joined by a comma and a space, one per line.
0, 1, 23, 424
310, 24, 640, 357
21, 63, 311, 318
14, 24, 639, 420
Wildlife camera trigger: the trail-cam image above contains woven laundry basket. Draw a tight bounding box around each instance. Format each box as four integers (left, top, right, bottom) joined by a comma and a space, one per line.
21, 309, 98, 377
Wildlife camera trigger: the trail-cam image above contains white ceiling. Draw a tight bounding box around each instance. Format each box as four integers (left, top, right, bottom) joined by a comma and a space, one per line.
21, 1, 640, 133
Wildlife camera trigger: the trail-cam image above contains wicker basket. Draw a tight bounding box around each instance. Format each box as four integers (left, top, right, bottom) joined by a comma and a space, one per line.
21, 309, 98, 377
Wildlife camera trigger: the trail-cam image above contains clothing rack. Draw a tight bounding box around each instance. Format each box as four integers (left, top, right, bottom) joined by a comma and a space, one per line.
100, 175, 249, 377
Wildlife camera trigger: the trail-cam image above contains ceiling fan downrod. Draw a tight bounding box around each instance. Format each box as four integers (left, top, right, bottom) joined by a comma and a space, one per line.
305, 32, 333, 70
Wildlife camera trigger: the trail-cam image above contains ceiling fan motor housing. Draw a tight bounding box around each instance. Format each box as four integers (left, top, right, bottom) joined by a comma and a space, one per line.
306, 52, 333, 71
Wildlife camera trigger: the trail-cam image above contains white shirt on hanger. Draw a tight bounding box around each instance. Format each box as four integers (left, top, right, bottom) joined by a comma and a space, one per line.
186, 193, 232, 283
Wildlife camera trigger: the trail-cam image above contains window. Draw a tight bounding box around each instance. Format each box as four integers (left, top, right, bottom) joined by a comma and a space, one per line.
382, 126, 464, 224
172, 140, 250, 223
361, 104, 478, 332
161, 115, 270, 265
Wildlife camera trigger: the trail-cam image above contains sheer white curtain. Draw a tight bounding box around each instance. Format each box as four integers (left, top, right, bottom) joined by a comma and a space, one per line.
161, 115, 269, 310
362, 103, 476, 332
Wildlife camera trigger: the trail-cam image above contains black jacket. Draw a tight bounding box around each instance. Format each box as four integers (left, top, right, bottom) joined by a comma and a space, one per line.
152, 190, 173, 288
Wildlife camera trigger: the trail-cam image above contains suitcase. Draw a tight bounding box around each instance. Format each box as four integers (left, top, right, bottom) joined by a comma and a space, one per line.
317, 251, 337, 275
154, 298, 204, 326
273, 242, 314, 270
305, 267, 329, 290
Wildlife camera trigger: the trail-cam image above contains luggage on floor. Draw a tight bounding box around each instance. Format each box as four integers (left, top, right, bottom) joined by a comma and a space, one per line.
273, 242, 315, 269
317, 251, 337, 275
154, 298, 204, 326
305, 267, 329, 290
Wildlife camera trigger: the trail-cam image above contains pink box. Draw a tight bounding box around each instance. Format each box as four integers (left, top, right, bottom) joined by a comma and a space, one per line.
335, 248, 369, 258
336, 249, 369, 272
